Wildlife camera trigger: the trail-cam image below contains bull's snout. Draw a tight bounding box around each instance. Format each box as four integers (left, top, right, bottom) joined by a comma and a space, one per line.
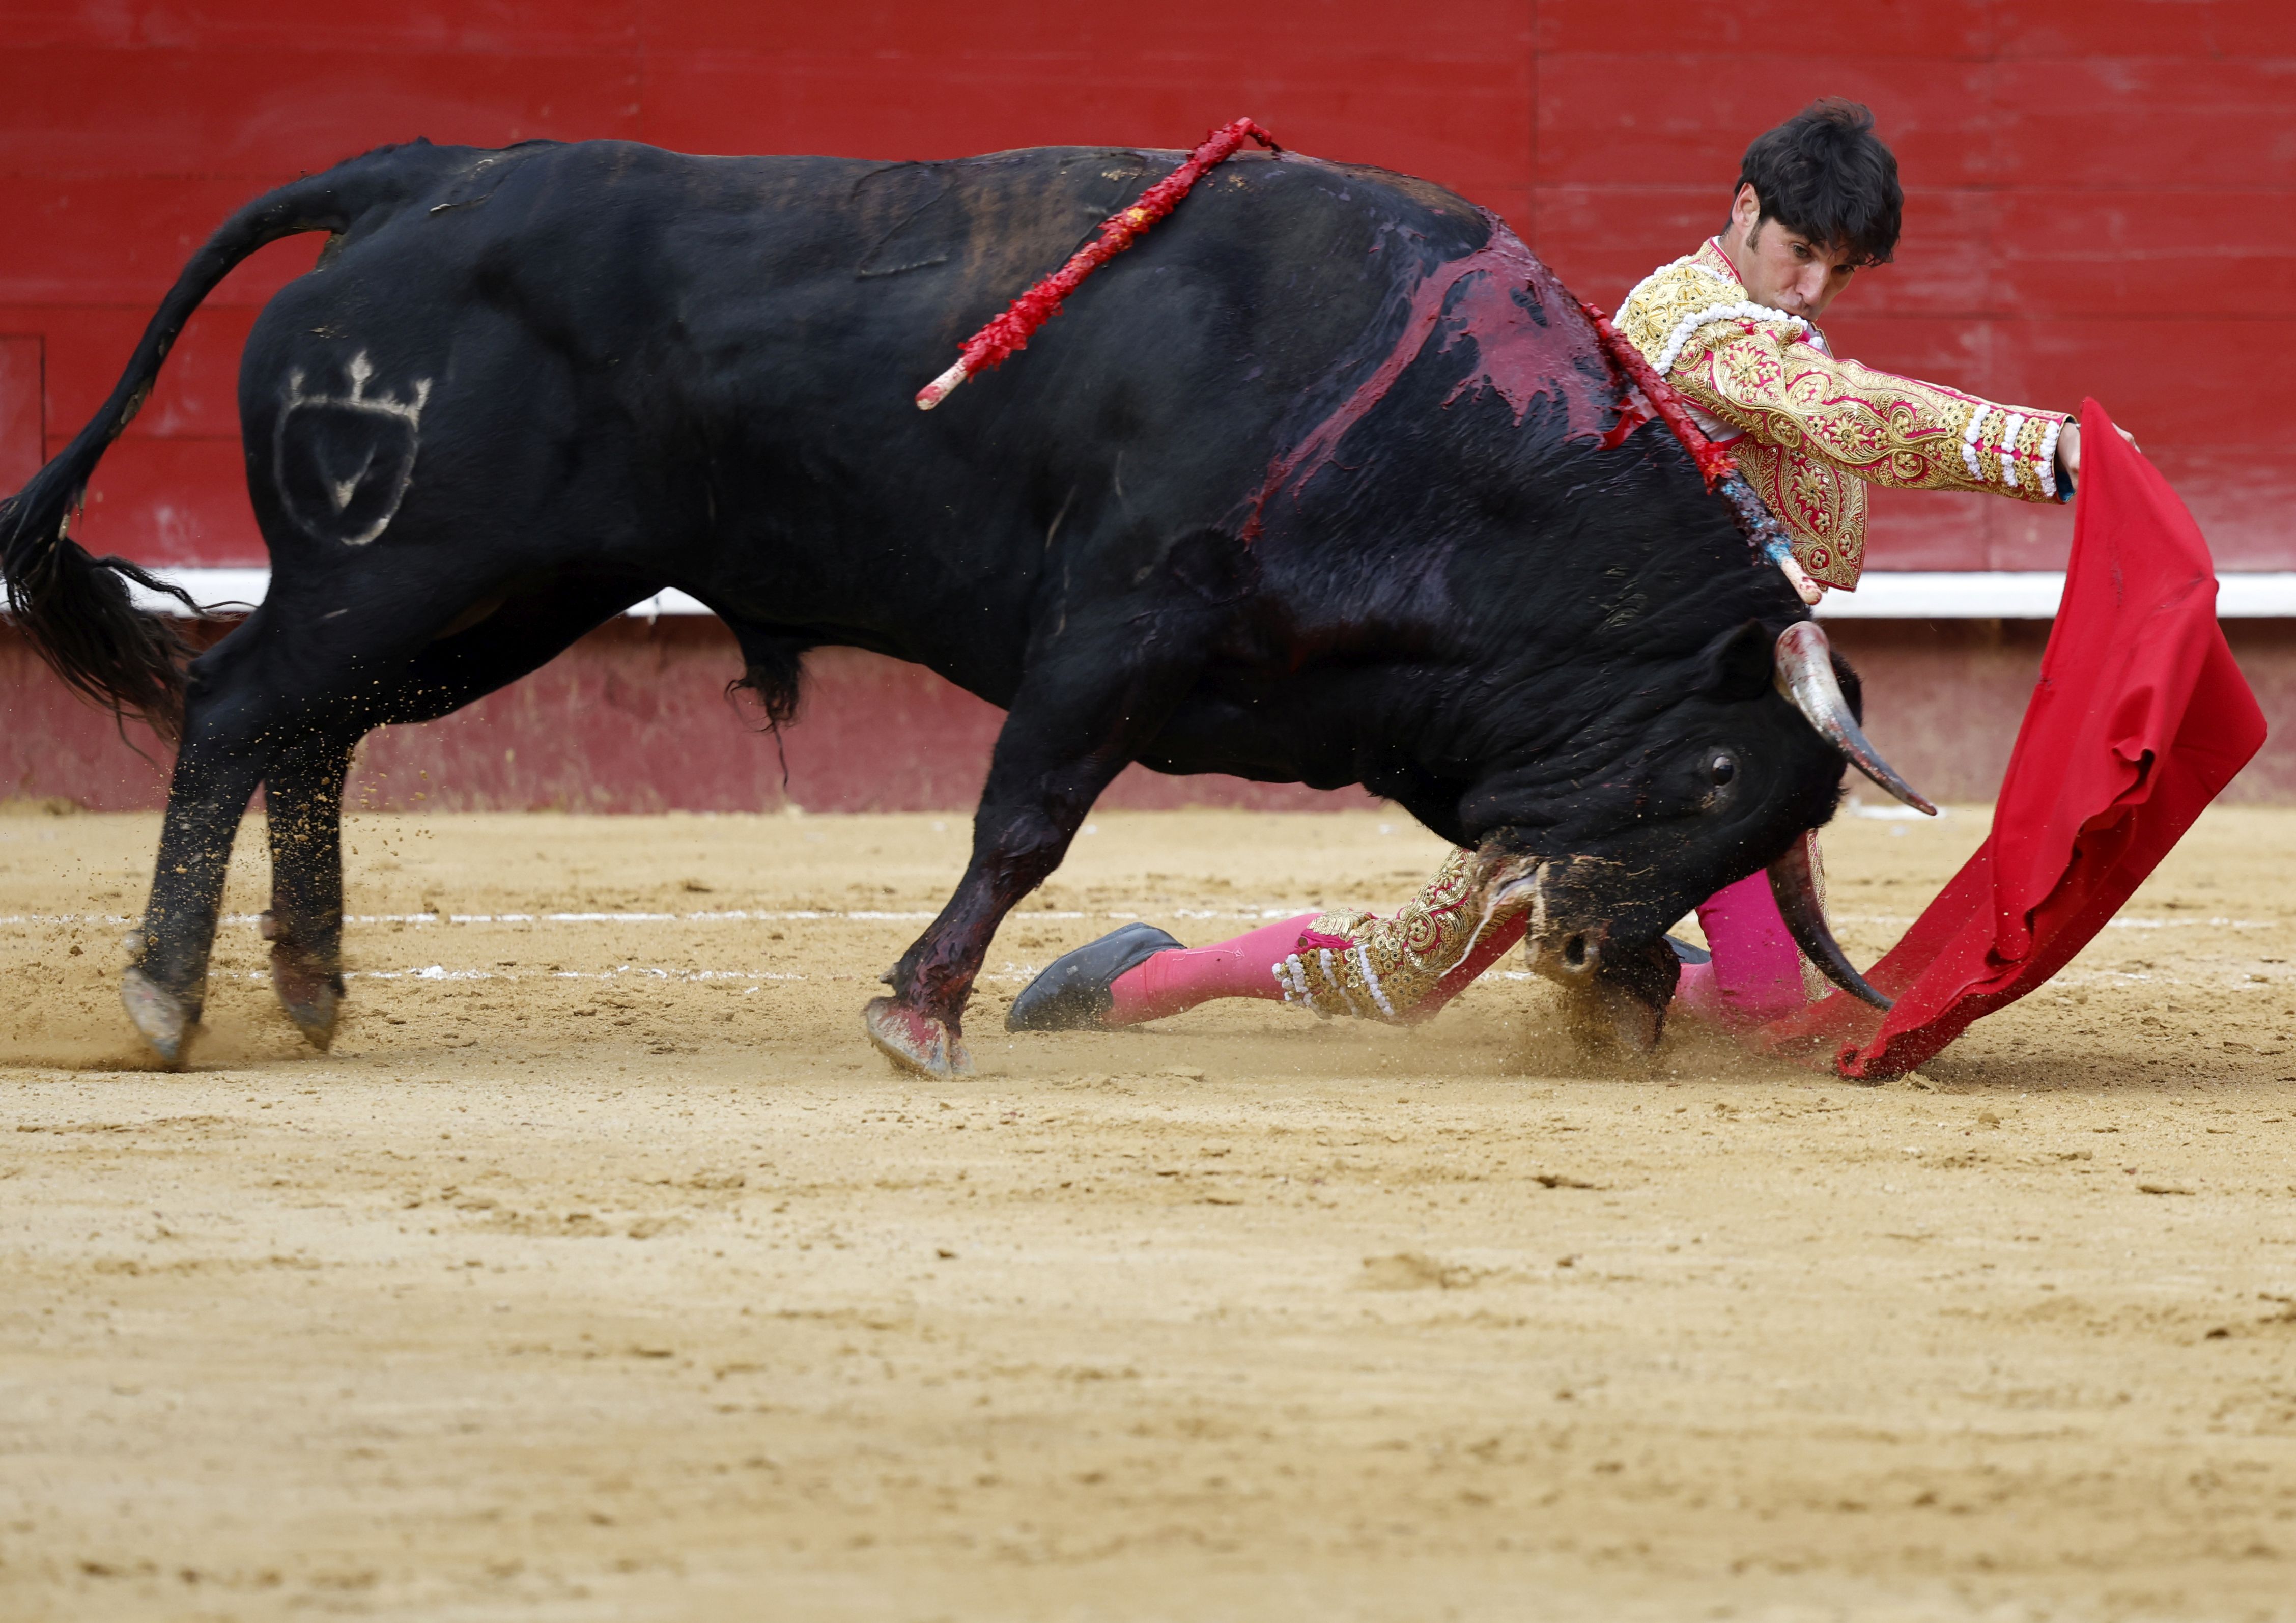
1538, 924, 1604, 978
1487, 859, 1599, 973
1526, 913, 1680, 1055
1478, 852, 1674, 1054
1537, 925, 1680, 1056
1487, 858, 1625, 988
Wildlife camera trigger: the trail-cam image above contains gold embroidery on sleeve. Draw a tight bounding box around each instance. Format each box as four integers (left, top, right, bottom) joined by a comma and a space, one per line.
1615, 241, 2069, 591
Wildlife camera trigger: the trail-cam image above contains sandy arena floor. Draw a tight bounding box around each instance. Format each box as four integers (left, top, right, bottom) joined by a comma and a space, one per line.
4, 801, 2296, 1621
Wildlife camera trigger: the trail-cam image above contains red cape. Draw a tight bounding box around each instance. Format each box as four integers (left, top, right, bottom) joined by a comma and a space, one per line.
1758, 401, 2267, 1080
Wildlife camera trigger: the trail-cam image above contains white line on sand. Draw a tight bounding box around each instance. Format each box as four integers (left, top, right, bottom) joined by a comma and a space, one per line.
2, 906, 1330, 928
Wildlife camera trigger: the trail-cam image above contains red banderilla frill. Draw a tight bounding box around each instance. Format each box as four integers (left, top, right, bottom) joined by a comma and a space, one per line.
1580, 298, 1796, 569
1577, 300, 1736, 490
915, 117, 1282, 410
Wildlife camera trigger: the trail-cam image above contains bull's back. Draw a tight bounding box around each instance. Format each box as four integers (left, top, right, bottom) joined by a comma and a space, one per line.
256, 135, 1487, 467
237, 138, 1505, 685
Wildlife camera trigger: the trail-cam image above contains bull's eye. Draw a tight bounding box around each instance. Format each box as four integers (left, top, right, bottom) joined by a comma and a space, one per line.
1709, 753, 1737, 787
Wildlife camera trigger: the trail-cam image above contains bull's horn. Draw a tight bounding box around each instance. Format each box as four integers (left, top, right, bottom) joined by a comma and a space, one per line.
1773, 621, 1938, 815
1768, 834, 1892, 1011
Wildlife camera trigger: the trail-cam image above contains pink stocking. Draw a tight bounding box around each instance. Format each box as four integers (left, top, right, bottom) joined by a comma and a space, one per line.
1675, 869, 1806, 1028
1106, 914, 1318, 1025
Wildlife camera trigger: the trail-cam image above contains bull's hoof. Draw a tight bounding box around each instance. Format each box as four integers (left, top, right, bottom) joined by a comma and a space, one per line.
269, 944, 342, 1052
121, 968, 196, 1067
1007, 922, 1182, 1031
864, 997, 974, 1077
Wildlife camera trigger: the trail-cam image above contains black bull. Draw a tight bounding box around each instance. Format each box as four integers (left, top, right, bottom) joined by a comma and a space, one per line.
0, 137, 1891, 1074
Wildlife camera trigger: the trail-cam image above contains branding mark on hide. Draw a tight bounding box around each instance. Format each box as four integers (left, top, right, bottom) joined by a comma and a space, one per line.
274, 352, 432, 547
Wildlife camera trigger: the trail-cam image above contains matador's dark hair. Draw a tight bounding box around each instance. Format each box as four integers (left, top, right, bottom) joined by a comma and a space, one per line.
1734, 99, 1903, 267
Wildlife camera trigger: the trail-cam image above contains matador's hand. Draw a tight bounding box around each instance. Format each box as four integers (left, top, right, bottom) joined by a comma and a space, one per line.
2056, 419, 2141, 486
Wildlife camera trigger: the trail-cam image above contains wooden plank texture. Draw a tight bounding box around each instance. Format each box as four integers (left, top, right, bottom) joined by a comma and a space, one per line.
0, 0, 2288, 574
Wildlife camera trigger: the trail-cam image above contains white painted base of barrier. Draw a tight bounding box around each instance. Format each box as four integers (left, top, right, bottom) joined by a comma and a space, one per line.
1815, 573, 2296, 620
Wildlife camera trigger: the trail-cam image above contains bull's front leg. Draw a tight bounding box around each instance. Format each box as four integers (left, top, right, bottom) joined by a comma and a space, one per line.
865, 795, 1091, 1077
866, 626, 1202, 1077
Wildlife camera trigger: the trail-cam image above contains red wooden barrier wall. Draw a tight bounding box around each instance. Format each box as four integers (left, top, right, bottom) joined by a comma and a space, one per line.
3, 2, 2292, 809
4, 1, 2291, 575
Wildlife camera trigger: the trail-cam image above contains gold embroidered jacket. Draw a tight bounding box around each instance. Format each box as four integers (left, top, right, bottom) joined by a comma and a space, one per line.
1616, 240, 2067, 589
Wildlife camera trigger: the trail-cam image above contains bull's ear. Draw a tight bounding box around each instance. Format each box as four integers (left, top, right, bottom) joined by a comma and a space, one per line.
1695, 619, 1774, 703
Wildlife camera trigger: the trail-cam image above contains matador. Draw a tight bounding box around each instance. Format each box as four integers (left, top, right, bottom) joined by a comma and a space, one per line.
1009, 99, 2130, 1040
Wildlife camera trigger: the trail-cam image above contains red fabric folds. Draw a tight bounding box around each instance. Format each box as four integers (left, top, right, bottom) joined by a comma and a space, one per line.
1755, 401, 2267, 1080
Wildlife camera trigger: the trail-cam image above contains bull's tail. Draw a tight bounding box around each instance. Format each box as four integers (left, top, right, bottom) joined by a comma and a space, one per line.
0, 143, 438, 739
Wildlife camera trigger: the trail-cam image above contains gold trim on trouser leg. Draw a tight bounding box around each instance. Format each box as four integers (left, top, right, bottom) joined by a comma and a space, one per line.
1272, 847, 1486, 1022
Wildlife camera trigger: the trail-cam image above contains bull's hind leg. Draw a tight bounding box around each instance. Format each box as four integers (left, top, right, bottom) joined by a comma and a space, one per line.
252, 580, 650, 1052
125, 609, 410, 1061
261, 732, 357, 1049
123, 575, 645, 1063
122, 639, 286, 1064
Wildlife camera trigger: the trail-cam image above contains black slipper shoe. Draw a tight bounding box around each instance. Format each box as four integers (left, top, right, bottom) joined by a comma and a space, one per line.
1006, 922, 1184, 1032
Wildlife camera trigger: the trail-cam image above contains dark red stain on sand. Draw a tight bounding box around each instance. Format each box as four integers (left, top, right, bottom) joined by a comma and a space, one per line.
1242, 211, 1618, 541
